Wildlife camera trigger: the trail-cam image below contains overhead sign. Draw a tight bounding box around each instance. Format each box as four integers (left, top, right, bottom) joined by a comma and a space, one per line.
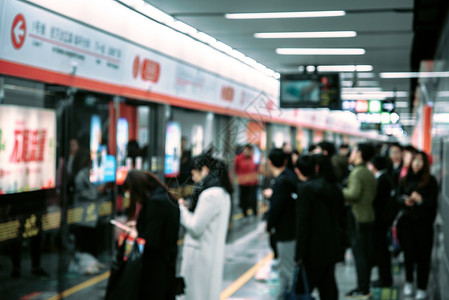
0, 105, 56, 194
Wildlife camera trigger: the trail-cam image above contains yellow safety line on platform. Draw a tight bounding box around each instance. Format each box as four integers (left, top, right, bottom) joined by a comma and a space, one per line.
219, 252, 273, 300
45, 205, 269, 300
46, 271, 110, 300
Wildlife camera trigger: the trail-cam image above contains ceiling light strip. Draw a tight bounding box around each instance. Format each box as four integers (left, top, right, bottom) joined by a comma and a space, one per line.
225, 10, 346, 19
116, 0, 278, 78
277, 48, 366, 55
316, 65, 373, 72
380, 71, 449, 78
255, 31, 356, 38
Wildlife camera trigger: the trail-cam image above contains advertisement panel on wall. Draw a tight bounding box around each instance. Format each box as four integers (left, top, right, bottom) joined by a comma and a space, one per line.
0, 105, 56, 194
164, 122, 181, 178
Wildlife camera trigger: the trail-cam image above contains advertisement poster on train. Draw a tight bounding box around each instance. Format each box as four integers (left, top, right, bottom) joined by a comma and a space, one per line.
0, 105, 56, 194
116, 118, 129, 185
90, 115, 115, 184
164, 122, 181, 177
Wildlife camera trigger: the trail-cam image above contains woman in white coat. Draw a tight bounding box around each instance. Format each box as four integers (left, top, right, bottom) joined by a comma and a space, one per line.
178, 153, 233, 300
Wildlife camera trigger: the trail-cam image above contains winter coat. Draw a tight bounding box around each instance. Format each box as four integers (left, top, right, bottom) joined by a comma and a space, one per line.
137, 186, 180, 300
179, 179, 231, 300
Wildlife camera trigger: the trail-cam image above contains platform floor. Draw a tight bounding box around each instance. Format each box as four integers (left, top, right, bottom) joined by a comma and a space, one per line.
0, 214, 442, 300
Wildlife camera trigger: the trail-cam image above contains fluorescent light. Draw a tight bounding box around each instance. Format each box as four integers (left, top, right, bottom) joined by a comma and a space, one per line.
274, 73, 281, 79
230, 50, 246, 60
171, 21, 197, 36
225, 10, 346, 19
254, 31, 356, 39
380, 71, 449, 78
341, 72, 376, 79
138, 3, 174, 24
437, 91, 449, 97
276, 48, 365, 55
316, 65, 372, 72
214, 41, 233, 54
306, 66, 316, 72
342, 87, 382, 92
434, 113, 449, 123
342, 91, 408, 100
196, 32, 216, 45
395, 101, 409, 108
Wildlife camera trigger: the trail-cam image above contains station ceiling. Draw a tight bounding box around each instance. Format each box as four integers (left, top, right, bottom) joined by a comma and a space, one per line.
145, 0, 448, 122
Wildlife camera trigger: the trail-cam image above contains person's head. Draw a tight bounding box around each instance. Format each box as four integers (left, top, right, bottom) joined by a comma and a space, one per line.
291, 150, 300, 165
404, 151, 431, 188
294, 155, 315, 181
403, 145, 417, 167
308, 144, 317, 154
349, 143, 375, 165
388, 142, 403, 166
316, 141, 336, 157
72, 148, 91, 176
242, 144, 254, 158
371, 155, 389, 173
70, 138, 80, 156
191, 153, 234, 194
339, 144, 350, 156
181, 136, 188, 150
123, 170, 174, 218
268, 148, 287, 170
282, 142, 292, 153
315, 154, 337, 183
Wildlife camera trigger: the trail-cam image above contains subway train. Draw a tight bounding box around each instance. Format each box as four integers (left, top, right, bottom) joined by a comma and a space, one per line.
1, 0, 449, 299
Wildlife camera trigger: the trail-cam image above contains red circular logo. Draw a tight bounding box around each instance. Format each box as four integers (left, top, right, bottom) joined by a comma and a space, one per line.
11, 14, 26, 50
132, 56, 140, 79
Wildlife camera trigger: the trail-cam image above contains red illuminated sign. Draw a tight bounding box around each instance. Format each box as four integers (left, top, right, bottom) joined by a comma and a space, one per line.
132, 56, 140, 79
221, 86, 235, 102
141, 58, 160, 83
11, 14, 26, 49
355, 100, 368, 113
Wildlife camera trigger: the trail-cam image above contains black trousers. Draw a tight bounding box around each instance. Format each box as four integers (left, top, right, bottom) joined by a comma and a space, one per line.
398, 217, 434, 290
351, 221, 374, 292
296, 263, 338, 300
373, 222, 393, 285
10, 234, 42, 270
238, 185, 257, 217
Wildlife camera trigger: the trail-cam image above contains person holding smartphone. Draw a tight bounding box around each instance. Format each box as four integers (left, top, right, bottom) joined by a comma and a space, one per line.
396, 151, 438, 299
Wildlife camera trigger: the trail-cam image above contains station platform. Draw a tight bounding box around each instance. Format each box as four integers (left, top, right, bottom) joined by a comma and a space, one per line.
0, 208, 443, 300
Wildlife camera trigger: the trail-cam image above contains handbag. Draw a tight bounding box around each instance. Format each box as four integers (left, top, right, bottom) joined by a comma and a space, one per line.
105, 235, 144, 300
283, 265, 316, 300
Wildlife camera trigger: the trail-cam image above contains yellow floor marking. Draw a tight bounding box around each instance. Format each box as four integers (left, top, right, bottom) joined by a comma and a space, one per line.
45, 205, 270, 300
46, 271, 110, 300
219, 253, 273, 300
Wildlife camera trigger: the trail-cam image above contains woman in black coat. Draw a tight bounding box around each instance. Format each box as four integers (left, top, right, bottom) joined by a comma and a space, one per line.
123, 170, 180, 300
295, 155, 344, 300
397, 151, 438, 299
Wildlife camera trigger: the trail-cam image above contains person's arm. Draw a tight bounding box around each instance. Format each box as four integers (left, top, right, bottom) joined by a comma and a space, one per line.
343, 169, 362, 203
179, 189, 220, 238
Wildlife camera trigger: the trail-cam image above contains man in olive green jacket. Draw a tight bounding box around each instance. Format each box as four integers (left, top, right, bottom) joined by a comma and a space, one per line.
343, 143, 377, 298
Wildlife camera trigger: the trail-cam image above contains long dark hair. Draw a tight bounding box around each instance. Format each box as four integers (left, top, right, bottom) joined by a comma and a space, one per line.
315, 154, 337, 183
403, 151, 430, 188
123, 170, 177, 219
192, 153, 234, 195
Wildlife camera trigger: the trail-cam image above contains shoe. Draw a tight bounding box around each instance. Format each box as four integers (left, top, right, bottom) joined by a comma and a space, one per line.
345, 288, 371, 299
415, 289, 427, 299
403, 282, 414, 296
32, 267, 50, 278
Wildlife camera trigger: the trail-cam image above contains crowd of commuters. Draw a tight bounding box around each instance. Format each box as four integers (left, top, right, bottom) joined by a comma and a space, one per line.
259, 141, 438, 300
53, 137, 437, 300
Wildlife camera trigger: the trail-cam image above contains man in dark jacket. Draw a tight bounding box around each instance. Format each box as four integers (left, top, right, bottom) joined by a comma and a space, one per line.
370, 155, 397, 287
266, 148, 298, 299
295, 155, 344, 300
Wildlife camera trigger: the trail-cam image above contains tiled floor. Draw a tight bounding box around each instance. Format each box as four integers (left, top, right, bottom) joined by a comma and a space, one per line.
0, 215, 442, 299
